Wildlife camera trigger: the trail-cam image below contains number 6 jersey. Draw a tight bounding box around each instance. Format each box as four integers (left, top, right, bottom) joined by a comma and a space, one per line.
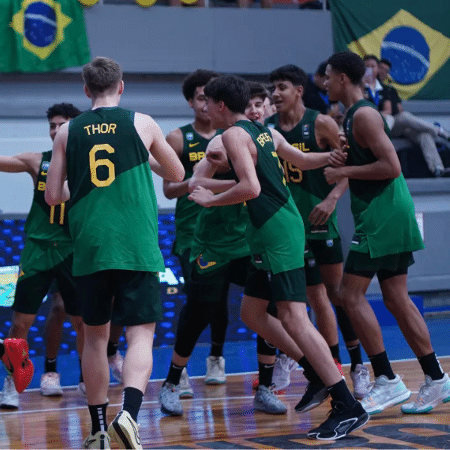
66, 107, 165, 276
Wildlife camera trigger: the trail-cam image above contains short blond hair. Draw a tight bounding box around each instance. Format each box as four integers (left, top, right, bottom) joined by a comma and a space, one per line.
82, 56, 123, 96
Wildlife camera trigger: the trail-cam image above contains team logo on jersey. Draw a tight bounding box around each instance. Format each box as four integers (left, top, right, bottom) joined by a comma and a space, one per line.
42, 161, 50, 171
186, 132, 194, 141
302, 124, 310, 139
326, 239, 334, 247
196, 255, 217, 270
188, 142, 200, 148
308, 258, 316, 268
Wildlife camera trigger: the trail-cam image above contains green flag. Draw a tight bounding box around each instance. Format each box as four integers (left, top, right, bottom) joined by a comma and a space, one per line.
329, 0, 450, 100
0, 0, 90, 73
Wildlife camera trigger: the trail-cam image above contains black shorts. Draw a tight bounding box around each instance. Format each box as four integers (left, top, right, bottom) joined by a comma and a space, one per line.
75, 270, 162, 326
244, 265, 308, 303
344, 251, 414, 282
13, 254, 79, 317
304, 238, 343, 286
189, 256, 251, 303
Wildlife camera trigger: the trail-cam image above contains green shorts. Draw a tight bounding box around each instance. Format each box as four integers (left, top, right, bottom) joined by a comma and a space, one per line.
304, 238, 343, 287
244, 265, 307, 303
344, 250, 414, 281
75, 270, 162, 326
13, 253, 79, 317
189, 256, 251, 303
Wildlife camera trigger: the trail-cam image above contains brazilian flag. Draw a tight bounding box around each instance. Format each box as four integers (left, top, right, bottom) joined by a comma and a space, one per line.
0, 0, 90, 72
329, 0, 450, 100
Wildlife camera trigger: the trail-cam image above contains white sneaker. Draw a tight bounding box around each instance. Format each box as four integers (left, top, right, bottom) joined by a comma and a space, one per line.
108, 352, 124, 384
179, 367, 194, 399
40, 372, 63, 396
350, 364, 371, 399
108, 410, 142, 449
1, 374, 19, 409
401, 373, 450, 414
204, 356, 226, 385
361, 374, 411, 415
272, 354, 298, 391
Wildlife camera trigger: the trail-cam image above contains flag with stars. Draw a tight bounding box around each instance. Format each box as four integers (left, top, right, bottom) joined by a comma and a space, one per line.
329, 0, 450, 100
0, 0, 90, 73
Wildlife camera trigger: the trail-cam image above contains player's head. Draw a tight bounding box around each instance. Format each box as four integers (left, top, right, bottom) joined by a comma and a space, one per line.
245, 81, 267, 124
46, 103, 82, 141
182, 69, 219, 123
269, 64, 307, 88
204, 75, 250, 129
325, 52, 365, 101
82, 56, 123, 98
182, 69, 219, 101
269, 65, 307, 113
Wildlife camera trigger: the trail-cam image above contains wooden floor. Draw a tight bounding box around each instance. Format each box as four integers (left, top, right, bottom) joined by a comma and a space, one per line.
2, 358, 450, 449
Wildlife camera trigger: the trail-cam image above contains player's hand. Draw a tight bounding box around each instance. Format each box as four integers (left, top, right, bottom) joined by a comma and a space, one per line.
328, 149, 347, 167
308, 198, 335, 225
324, 166, 345, 185
206, 147, 229, 169
188, 185, 215, 207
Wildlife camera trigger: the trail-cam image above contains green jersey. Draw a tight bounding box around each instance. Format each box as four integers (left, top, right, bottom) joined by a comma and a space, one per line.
233, 120, 304, 274
266, 109, 339, 240
344, 99, 424, 257
190, 170, 250, 266
66, 107, 165, 276
172, 124, 215, 256
24, 150, 72, 244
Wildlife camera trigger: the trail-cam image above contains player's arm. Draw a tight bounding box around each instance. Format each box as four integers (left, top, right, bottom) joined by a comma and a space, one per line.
308, 114, 349, 225
272, 128, 346, 170
189, 127, 260, 207
45, 123, 70, 205
162, 128, 190, 199
135, 113, 184, 183
188, 146, 236, 194
0, 152, 42, 186
324, 107, 401, 185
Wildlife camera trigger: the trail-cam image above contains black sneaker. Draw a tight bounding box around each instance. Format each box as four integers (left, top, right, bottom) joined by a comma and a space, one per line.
295, 381, 329, 413
307, 400, 369, 440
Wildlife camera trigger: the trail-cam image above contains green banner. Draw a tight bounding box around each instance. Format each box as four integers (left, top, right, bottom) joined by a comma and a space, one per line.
329, 0, 450, 100
0, 0, 90, 73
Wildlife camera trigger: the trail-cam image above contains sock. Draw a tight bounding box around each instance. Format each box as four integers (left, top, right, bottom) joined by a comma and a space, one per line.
418, 352, 445, 381
347, 344, 363, 372
122, 387, 143, 422
79, 358, 84, 383
45, 358, 57, 373
298, 357, 322, 384
88, 403, 108, 434
369, 351, 395, 379
329, 344, 341, 364
210, 342, 224, 358
328, 378, 356, 407
258, 362, 274, 388
107, 341, 119, 358
165, 362, 185, 386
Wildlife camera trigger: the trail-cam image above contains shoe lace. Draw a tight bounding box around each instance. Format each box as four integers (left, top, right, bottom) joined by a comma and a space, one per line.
416, 378, 433, 403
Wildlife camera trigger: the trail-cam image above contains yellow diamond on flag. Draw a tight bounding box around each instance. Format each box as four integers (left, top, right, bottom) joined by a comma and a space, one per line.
10, 0, 72, 61
348, 9, 450, 99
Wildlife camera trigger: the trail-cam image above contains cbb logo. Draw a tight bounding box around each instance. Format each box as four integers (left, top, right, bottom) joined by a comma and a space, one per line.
381, 26, 429, 85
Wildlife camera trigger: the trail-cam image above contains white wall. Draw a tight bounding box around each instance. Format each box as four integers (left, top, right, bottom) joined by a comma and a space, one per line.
0, 117, 188, 214
1, 114, 450, 214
